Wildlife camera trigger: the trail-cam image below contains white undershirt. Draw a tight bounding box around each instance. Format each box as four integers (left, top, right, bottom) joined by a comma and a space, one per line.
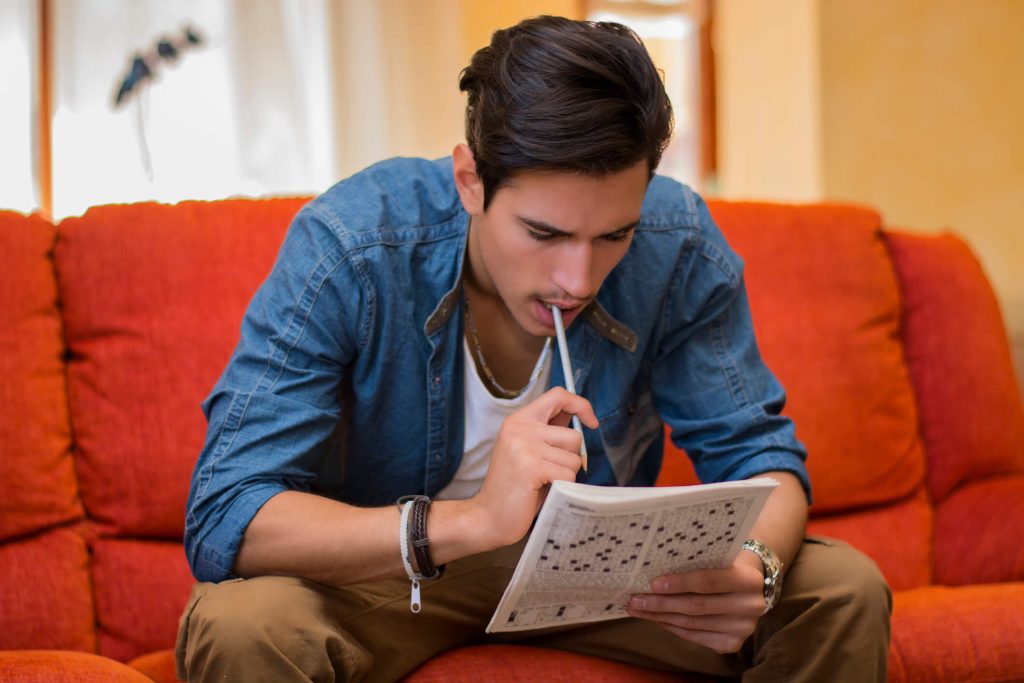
435, 338, 553, 500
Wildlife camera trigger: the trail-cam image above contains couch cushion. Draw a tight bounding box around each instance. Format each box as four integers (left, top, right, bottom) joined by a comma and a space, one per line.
806, 487, 932, 590
0, 211, 90, 652
92, 539, 195, 662
128, 650, 182, 683
885, 231, 1024, 502
55, 198, 308, 538
0, 650, 154, 682
0, 527, 95, 652
403, 644, 716, 682
705, 202, 925, 514
934, 476, 1024, 585
890, 583, 1024, 682
0, 210, 79, 541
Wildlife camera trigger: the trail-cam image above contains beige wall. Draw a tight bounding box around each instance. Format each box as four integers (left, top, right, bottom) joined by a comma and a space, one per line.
329, 0, 581, 179
462, 0, 582, 62
714, 0, 823, 201
820, 0, 1024, 395
716, 0, 1024, 395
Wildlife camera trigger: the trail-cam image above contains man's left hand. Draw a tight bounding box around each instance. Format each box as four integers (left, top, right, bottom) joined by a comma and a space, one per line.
626, 550, 766, 654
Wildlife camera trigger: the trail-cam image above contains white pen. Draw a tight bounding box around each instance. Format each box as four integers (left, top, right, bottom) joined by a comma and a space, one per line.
551, 305, 588, 472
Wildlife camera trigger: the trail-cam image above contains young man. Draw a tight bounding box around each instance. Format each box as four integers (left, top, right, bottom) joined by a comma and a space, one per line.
177, 16, 891, 683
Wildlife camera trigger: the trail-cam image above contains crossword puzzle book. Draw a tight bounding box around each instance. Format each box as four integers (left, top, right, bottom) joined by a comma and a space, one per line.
486, 477, 778, 632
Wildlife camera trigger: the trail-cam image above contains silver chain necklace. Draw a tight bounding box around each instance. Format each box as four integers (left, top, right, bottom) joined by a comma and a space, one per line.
462, 284, 551, 400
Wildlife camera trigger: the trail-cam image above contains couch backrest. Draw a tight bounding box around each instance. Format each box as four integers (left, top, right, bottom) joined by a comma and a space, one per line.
886, 232, 1024, 501
886, 231, 1024, 587
4, 197, 1021, 660
54, 199, 308, 661
0, 210, 94, 653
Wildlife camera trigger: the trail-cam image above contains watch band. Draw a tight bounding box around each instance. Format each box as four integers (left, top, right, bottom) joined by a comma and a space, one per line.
741, 539, 783, 614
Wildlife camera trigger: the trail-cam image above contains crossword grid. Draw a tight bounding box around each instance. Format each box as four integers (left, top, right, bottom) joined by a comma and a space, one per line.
491, 480, 777, 632
640, 497, 750, 572
535, 511, 655, 574
504, 499, 752, 628
531, 496, 752, 580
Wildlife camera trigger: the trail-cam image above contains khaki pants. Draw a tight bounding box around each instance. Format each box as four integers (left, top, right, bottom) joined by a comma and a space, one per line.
175, 536, 891, 682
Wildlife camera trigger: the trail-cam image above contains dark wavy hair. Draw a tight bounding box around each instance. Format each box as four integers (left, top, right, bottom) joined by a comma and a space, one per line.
459, 15, 674, 209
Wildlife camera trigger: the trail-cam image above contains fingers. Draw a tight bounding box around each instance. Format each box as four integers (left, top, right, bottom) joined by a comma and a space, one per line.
534, 422, 585, 453
492, 422, 581, 483
648, 565, 764, 596
522, 387, 600, 429
537, 455, 580, 487
627, 589, 763, 655
628, 591, 765, 620
537, 441, 583, 476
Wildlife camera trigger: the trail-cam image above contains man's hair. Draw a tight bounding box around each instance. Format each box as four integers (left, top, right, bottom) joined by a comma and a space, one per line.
459, 15, 674, 209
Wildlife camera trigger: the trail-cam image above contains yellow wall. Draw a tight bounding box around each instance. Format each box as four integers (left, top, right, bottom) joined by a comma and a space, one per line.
714, 0, 823, 201
820, 0, 1024, 392
329, 0, 581, 179
716, 0, 1024, 394
462, 0, 582, 64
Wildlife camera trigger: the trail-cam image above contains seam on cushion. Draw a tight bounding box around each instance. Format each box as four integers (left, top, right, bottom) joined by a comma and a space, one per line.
50, 223, 86, 527
50, 223, 99, 652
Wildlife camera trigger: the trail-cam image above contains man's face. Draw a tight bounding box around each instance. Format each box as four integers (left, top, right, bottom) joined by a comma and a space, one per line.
463, 159, 649, 338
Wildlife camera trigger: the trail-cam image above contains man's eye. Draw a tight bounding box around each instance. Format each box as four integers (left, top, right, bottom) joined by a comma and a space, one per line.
602, 232, 632, 243
527, 230, 558, 241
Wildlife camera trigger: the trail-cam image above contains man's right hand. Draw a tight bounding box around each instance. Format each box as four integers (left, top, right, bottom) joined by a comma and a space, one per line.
469, 387, 600, 549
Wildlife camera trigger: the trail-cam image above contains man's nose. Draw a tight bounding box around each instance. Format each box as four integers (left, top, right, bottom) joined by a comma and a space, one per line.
553, 241, 594, 300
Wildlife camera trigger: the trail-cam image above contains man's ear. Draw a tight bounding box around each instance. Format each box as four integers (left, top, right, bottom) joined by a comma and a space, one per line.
452, 143, 485, 215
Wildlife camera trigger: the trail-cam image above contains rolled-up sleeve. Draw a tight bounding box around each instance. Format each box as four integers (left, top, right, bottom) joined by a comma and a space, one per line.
651, 197, 811, 502
184, 206, 364, 582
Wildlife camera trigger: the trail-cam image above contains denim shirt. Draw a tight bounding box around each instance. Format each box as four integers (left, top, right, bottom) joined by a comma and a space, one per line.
184, 157, 810, 583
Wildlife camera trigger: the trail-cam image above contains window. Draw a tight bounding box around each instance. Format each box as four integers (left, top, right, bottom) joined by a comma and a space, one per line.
586, 0, 715, 191
7, 0, 335, 220
0, 0, 39, 213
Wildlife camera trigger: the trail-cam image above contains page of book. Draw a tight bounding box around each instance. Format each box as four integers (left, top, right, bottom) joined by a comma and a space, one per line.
486, 478, 778, 633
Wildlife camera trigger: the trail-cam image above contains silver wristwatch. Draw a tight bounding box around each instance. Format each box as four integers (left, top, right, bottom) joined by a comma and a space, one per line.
742, 539, 783, 614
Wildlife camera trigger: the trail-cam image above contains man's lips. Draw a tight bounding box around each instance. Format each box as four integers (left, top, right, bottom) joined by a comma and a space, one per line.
535, 299, 587, 328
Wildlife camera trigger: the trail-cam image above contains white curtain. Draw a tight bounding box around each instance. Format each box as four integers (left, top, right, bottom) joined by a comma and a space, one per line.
51, 0, 335, 218
0, 0, 38, 214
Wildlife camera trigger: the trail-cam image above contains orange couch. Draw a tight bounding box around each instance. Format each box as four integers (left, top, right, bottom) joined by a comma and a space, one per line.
2, 197, 1023, 682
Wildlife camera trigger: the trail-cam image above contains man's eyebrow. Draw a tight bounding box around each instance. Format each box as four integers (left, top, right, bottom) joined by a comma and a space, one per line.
518, 216, 641, 238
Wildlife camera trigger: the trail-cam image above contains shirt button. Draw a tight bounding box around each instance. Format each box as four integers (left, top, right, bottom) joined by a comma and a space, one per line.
434, 376, 441, 384
433, 453, 442, 461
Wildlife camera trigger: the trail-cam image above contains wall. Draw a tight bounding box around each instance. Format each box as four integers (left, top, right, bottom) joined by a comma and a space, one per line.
329, 0, 581, 180
715, 0, 1024, 395
713, 0, 822, 201
820, 0, 1024, 396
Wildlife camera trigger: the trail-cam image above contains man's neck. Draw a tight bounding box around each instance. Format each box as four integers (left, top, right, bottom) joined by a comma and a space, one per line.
462, 280, 549, 396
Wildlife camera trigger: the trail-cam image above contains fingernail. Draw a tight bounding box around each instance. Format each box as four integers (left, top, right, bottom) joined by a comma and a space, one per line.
651, 580, 666, 593
629, 596, 645, 610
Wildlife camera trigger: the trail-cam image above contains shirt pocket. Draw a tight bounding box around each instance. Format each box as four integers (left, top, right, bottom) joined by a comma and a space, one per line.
598, 391, 661, 485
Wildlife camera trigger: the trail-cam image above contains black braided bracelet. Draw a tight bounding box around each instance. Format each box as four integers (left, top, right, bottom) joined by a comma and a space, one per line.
397, 495, 444, 580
